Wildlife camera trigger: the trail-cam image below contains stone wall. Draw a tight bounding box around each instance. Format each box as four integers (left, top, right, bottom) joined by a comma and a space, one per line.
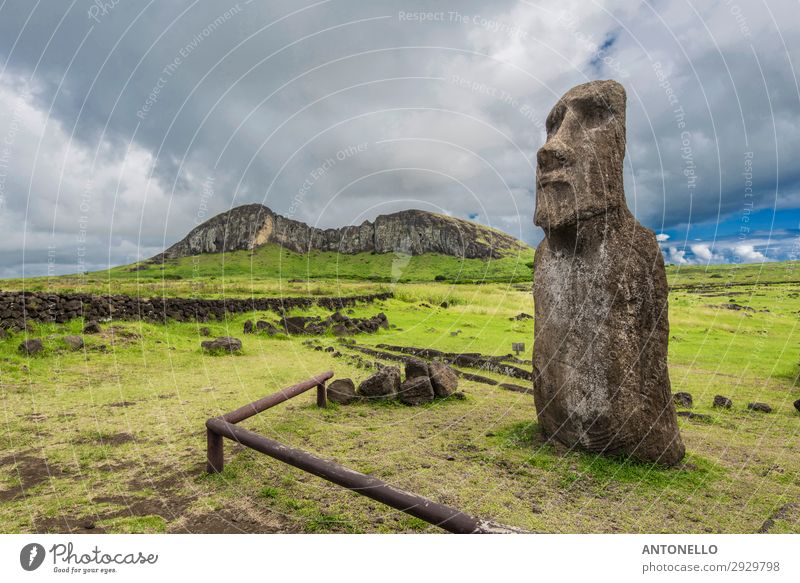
0, 291, 393, 330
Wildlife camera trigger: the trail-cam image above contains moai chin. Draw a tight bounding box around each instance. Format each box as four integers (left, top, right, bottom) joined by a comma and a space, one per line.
532, 80, 685, 466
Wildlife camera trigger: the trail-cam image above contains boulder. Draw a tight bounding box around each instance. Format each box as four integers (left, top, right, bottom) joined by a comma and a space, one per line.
199, 326, 211, 336
404, 358, 429, 379
713, 395, 733, 409
243, 320, 254, 334
63, 335, 84, 350
532, 80, 684, 466
331, 324, 351, 337
398, 376, 435, 406
429, 361, 458, 397
83, 321, 102, 334
747, 402, 772, 414
282, 316, 307, 334
357, 366, 400, 399
201, 337, 242, 354
673, 392, 693, 408
794, 398, 800, 413
327, 379, 358, 405
19, 338, 43, 355
255, 320, 277, 335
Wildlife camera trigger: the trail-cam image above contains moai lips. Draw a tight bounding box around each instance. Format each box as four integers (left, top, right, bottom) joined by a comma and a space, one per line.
532, 80, 685, 466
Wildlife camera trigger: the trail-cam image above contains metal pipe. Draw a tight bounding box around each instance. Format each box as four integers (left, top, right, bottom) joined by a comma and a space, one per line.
205, 417, 485, 533
316, 382, 327, 408
206, 428, 224, 473
222, 371, 333, 424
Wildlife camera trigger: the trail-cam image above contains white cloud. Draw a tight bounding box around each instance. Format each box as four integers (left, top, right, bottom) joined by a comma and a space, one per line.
666, 246, 689, 265
655, 233, 670, 242
733, 244, 768, 263
690, 244, 724, 264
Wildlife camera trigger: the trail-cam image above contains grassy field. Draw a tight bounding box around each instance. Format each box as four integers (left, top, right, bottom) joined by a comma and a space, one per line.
1, 257, 799, 533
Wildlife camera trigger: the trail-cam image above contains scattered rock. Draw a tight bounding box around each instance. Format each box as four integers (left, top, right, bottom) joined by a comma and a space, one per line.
532, 80, 684, 466
201, 337, 242, 354
256, 320, 277, 335
327, 379, 358, 405
331, 324, 351, 337
357, 366, 400, 399
676, 411, 712, 422
83, 321, 102, 334
794, 399, 800, 413
243, 320, 254, 334
62, 335, 84, 350
199, 327, 211, 336
713, 395, 733, 409
673, 392, 693, 408
511, 313, 533, 321
398, 376, 435, 406
282, 316, 307, 334
404, 358, 429, 379
439, 302, 449, 309
452, 391, 467, 400
747, 402, 772, 414
429, 361, 458, 397
18, 338, 43, 356
0, 328, 8, 339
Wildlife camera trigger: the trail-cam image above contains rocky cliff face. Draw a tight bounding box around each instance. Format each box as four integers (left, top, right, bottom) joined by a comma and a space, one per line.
155, 204, 527, 260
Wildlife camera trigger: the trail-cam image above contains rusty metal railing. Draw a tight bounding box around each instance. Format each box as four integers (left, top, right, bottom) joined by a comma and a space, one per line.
205, 371, 515, 533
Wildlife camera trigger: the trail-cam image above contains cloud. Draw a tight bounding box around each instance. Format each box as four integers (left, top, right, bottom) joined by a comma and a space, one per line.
690, 243, 724, 264
655, 233, 670, 242
0, 0, 798, 275
733, 244, 767, 263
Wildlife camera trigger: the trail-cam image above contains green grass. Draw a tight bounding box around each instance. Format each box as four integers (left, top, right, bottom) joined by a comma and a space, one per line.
0, 243, 534, 298
1, 260, 799, 533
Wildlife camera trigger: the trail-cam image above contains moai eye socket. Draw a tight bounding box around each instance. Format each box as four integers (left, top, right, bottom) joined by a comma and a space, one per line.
571, 96, 614, 130
545, 103, 566, 136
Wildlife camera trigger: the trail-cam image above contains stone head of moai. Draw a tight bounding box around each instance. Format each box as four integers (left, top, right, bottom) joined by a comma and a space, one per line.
534, 80, 627, 233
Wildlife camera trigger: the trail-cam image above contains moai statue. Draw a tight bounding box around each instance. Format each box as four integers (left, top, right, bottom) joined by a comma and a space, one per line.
532, 80, 684, 466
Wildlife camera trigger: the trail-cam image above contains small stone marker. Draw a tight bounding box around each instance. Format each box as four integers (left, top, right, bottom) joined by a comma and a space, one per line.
512, 342, 525, 355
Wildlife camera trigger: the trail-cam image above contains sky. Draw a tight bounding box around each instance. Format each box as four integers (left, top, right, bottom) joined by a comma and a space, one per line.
0, 0, 798, 276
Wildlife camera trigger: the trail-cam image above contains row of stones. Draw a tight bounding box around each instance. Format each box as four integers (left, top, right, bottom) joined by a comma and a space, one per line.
673, 391, 800, 416
0, 291, 393, 329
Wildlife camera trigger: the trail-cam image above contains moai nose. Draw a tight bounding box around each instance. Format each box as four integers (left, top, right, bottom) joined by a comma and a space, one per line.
537, 142, 572, 174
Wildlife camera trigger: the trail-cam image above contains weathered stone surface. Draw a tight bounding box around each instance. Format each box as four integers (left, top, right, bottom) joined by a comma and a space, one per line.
713, 395, 733, 409
63, 335, 84, 350
429, 361, 458, 397
154, 204, 527, 261
83, 321, 102, 334
201, 337, 242, 354
398, 376, 435, 406
404, 358, 429, 379
357, 366, 400, 399
19, 338, 43, 355
673, 392, 693, 408
747, 402, 772, 413
532, 80, 684, 466
327, 379, 358, 405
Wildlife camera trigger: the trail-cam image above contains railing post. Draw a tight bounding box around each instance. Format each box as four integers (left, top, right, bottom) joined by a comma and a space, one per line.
316, 381, 327, 408
207, 428, 224, 473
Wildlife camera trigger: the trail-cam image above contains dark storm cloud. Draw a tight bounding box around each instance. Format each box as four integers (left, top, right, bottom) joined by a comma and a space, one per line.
0, 0, 798, 275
